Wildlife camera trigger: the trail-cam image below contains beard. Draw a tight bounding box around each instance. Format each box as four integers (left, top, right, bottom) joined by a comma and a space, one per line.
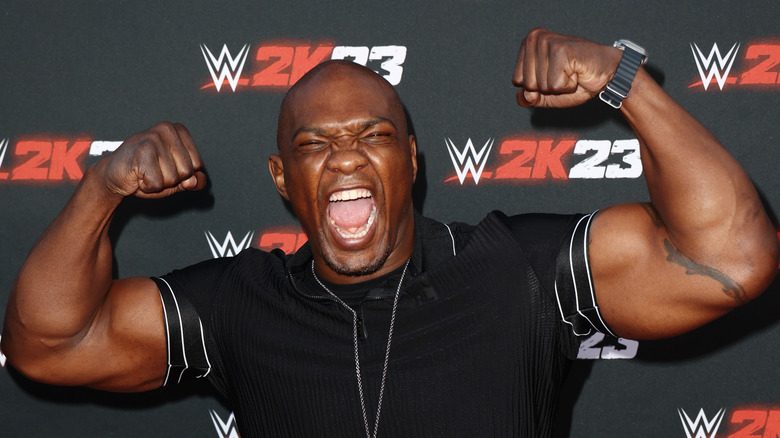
321, 243, 393, 277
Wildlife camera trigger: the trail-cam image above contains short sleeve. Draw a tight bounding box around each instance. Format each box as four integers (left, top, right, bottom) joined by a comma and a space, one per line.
151, 256, 233, 390
496, 211, 616, 338
552, 212, 616, 337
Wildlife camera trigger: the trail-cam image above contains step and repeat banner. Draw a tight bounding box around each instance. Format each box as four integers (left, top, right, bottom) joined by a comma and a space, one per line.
1, 1, 779, 437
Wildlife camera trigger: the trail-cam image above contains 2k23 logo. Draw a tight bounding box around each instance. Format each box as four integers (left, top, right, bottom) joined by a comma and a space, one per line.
690, 40, 780, 90
444, 137, 642, 184
0, 137, 121, 182
577, 332, 638, 359
210, 409, 240, 438
201, 42, 406, 91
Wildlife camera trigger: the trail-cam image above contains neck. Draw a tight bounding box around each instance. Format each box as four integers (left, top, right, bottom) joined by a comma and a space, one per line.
314, 209, 416, 284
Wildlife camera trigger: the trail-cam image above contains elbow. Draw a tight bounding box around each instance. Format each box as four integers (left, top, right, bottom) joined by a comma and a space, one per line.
1, 332, 79, 387
756, 230, 779, 293
2, 326, 43, 383
0, 328, 46, 384
737, 227, 779, 304
1, 320, 82, 386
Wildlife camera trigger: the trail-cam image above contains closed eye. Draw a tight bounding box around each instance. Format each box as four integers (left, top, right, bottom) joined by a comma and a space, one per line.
296, 139, 329, 152
360, 128, 396, 145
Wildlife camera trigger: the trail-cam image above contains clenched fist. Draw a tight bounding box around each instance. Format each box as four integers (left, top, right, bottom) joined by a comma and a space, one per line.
513, 28, 623, 108
95, 122, 207, 199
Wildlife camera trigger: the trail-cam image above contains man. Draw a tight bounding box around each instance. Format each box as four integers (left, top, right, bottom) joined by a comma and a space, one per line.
2, 29, 777, 437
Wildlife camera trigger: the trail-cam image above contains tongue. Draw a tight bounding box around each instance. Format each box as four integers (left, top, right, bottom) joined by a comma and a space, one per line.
329, 198, 373, 229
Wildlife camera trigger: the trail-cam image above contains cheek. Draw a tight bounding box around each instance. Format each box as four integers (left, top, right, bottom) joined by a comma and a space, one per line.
284, 169, 323, 221
386, 155, 415, 189
286, 157, 324, 197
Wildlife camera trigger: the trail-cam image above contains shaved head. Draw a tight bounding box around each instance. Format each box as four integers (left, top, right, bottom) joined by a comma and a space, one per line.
276, 60, 407, 152
267, 59, 418, 284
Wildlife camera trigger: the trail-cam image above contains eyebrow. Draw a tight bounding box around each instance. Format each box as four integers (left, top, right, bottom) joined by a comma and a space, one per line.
292, 117, 397, 139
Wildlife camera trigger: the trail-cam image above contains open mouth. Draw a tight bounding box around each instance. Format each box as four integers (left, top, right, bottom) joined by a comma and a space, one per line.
327, 188, 377, 239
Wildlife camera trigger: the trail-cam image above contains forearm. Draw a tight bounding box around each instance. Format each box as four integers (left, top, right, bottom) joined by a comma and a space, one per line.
621, 69, 777, 284
4, 165, 124, 344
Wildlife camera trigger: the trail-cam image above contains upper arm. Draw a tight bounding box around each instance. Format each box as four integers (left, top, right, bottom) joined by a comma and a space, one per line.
8, 277, 168, 392
589, 202, 769, 340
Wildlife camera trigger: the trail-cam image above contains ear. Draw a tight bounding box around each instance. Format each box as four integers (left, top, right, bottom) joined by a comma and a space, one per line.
409, 135, 418, 183
268, 154, 289, 200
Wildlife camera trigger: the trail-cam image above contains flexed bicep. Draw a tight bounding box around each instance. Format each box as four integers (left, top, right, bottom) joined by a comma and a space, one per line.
3, 277, 169, 392
587, 203, 753, 340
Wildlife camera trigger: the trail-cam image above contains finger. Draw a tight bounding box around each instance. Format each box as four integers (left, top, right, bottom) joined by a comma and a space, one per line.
133, 139, 168, 194
548, 46, 579, 93
535, 34, 551, 91
131, 126, 180, 194
153, 128, 187, 188
522, 31, 539, 92
173, 123, 204, 171
512, 38, 527, 87
154, 122, 196, 185
171, 124, 206, 191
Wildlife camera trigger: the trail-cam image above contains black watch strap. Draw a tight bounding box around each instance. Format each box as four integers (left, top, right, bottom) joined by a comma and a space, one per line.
599, 42, 647, 109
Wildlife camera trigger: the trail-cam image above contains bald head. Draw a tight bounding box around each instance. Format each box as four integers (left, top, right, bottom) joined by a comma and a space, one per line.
276, 60, 407, 151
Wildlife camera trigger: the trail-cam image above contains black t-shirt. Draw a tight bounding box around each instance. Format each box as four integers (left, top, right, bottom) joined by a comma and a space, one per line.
153, 211, 612, 437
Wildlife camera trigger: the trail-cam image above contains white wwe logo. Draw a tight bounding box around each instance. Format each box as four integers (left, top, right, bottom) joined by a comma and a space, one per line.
201, 44, 251, 92
0, 138, 9, 169
205, 231, 255, 258
0, 335, 7, 367
444, 138, 494, 185
209, 410, 240, 438
678, 408, 725, 438
690, 42, 740, 90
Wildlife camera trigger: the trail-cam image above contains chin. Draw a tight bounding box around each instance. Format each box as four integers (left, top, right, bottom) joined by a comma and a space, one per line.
323, 246, 392, 277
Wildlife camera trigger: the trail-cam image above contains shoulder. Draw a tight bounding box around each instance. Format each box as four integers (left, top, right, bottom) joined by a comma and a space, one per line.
160, 247, 286, 281
154, 248, 291, 303
490, 210, 587, 242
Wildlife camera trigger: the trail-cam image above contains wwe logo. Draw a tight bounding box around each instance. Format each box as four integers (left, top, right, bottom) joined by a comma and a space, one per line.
205, 231, 255, 258
678, 408, 725, 438
201, 44, 251, 92
0, 138, 9, 168
690, 42, 740, 90
209, 410, 240, 438
0, 335, 7, 367
444, 138, 494, 185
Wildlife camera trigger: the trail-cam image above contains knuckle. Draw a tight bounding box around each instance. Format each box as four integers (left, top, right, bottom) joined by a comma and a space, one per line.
155, 121, 176, 134
527, 27, 547, 39
173, 122, 190, 137
178, 164, 195, 180
134, 138, 158, 158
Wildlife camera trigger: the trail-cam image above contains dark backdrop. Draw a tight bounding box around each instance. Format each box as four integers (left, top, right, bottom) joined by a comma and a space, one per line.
2, 1, 778, 436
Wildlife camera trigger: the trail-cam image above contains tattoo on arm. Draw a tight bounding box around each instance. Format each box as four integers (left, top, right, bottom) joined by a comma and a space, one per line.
663, 239, 747, 304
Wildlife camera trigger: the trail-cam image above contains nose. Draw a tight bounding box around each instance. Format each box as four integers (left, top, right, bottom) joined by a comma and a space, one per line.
326, 136, 368, 174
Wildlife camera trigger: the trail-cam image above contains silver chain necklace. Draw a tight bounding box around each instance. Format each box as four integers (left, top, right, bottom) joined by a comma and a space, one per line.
310, 259, 410, 438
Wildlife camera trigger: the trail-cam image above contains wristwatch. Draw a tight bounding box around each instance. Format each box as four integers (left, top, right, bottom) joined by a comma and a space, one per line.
598, 39, 648, 109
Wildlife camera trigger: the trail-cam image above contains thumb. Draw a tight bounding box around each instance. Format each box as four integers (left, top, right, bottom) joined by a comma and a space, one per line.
516, 89, 541, 107
179, 170, 207, 191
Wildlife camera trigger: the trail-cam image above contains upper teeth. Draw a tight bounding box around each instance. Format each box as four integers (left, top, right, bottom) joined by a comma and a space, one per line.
330, 189, 371, 202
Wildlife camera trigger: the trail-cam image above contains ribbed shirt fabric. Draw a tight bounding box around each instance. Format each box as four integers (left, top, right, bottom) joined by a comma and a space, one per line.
153, 211, 605, 437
